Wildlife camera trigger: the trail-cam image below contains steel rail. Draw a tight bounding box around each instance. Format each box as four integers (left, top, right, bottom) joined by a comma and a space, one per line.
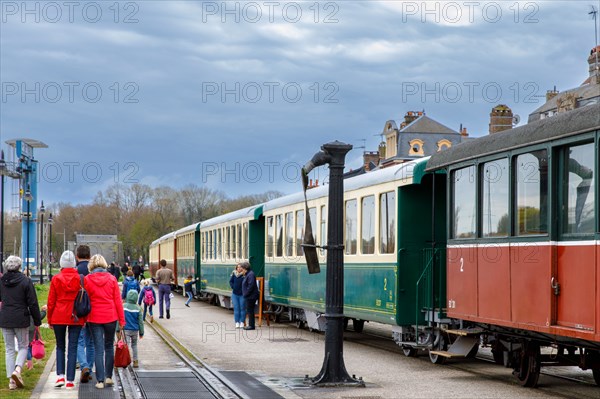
138, 320, 248, 399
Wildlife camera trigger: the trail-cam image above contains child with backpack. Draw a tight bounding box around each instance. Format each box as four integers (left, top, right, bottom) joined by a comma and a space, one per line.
120, 289, 144, 368
137, 279, 156, 323
183, 275, 199, 307
121, 271, 140, 300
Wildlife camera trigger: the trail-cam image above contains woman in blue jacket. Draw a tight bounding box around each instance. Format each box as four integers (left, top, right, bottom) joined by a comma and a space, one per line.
229, 264, 246, 328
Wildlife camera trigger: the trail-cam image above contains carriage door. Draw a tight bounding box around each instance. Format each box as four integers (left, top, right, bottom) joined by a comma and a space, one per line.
555, 142, 596, 331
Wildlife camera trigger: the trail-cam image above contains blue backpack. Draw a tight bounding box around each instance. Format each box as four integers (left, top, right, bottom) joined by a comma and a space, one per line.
125, 278, 139, 294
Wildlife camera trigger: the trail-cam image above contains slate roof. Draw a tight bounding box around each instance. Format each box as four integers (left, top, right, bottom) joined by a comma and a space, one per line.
528, 83, 600, 122
400, 115, 459, 135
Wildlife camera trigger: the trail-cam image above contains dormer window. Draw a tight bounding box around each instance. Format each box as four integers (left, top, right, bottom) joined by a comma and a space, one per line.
408, 139, 424, 156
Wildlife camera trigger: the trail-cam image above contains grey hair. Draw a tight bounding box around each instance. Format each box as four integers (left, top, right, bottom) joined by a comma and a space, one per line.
238, 261, 251, 270
4, 255, 23, 272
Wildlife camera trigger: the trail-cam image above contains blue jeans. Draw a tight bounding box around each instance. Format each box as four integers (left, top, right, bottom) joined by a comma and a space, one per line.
142, 304, 153, 321
89, 322, 117, 383
231, 293, 246, 323
53, 325, 82, 382
158, 284, 171, 317
77, 324, 95, 370
185, 292, 193, 305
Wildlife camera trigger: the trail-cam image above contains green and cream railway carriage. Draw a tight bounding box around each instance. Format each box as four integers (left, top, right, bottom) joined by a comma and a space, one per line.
198, 205, 265, 307
263, 157, 447, 334
174, 223, 201, 289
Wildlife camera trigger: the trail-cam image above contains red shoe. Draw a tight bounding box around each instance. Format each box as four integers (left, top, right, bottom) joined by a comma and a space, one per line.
65, 382, 75, 390
54, 377, 65, 388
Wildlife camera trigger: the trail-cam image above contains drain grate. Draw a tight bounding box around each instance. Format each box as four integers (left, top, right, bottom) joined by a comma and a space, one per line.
136, 370, 217, 399
221, 371, 284, 399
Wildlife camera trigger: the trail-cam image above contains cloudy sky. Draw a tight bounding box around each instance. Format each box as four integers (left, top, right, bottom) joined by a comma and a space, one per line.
1, 0, 598, 208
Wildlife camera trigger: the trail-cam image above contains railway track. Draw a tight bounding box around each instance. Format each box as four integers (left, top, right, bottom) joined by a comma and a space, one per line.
116, 320, 248, 399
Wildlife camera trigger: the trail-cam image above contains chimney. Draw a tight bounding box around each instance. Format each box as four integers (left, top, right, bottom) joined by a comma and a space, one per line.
489, 104, 513, 134
400, 111, 421, 128
461, 127, 468, 136
363, 151, 379, 171
588, 45, 600, 85
546, 86, 559, 102
378, 141, 386, 160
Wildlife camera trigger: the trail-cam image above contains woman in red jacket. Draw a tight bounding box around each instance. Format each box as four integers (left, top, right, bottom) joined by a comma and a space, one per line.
84, 254, 125, 389
47, 250, 85, 390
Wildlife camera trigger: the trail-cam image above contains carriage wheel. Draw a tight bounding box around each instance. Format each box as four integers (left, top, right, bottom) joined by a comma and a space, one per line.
513, 342, 540, 387
429, 332, 447, 365
353, 319, 365, 333
402, 346, 418, 357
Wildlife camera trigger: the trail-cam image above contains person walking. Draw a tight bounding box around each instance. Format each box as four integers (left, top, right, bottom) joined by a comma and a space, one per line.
229, 264, 246, 328
75, 245, 94, 384
240, 261, 259, 331
132, 262, 142, 282
183, 275, 199, 307
121, 270, 140, 300
138, 279, 156, 323
0, 256, 42, 390
108, 262, 121, 282
155, 259, 174, 319
84, 254, 125, 389
47, 250, 86, 390
121, 289, 144, 368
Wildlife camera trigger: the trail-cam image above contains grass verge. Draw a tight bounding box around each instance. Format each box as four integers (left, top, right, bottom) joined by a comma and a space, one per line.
0, 283, 56, 398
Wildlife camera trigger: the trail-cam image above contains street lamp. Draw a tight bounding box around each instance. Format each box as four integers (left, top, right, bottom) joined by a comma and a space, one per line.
24, 187, 33, 277
39, 201, 45, 284
48, 213, 53, 279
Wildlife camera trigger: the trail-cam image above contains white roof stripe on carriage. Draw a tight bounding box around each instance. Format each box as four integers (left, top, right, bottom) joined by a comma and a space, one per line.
263, 157, 428, 212
174, 222, 200, 237
151, 232, 175, 246
199, 204, 262, 229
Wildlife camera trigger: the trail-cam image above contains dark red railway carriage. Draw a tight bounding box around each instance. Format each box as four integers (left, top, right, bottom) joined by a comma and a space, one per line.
427, 103, 600, 386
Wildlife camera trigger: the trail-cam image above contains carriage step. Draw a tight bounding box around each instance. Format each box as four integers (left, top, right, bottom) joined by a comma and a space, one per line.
440, 335, 480, 358
445, 328, 483, 336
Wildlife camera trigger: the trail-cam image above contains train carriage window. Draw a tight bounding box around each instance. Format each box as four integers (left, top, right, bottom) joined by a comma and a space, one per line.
380, 191, 396, 253
212, 230, 217, 260
296, 210, 305, 256
276, 214, 283, 257
482, 159, 509, 237
452, 165, 477, 238
225, 227, 230, 260
562, 143, 596, 235
516, 151, 548, 235
318, 206, 325, 255
232, 225, 237, 259
361, 195, 375, 254
285, 212, 294, 257
217, 229, 222, 260
345, 199, 358, 254
267, 217, 274, 258
243, 222, 249, 259
236, 224, 241, 260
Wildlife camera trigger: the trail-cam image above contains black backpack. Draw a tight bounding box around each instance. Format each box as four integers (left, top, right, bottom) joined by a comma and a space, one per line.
72, 275, 92, 321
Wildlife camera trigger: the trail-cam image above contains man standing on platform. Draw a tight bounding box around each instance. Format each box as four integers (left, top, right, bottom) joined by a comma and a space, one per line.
155, 259, 174, 319
75, 245, 94, 383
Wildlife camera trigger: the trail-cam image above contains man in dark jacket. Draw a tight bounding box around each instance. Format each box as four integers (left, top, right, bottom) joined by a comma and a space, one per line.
108, 262, 121, 281
0, 256, 42, 390
240, 261, 259, 330
75, 245, 94, 383
76, 245, 90, 276
132, 262, 141, 282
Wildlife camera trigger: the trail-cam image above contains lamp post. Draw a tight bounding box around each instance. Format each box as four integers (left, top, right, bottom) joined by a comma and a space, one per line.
39, 201, 45, 284
48, 213, 53, 280
24, 187, 33, 277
